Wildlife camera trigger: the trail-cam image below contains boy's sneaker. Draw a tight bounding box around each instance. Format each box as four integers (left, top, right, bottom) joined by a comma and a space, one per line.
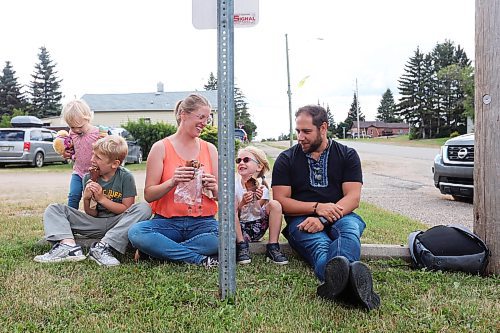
34, 243, 86, 263
202, 255, 219, 268
265, 243, 289, 265
89, 242, 120, 267
236, 241, 251, 264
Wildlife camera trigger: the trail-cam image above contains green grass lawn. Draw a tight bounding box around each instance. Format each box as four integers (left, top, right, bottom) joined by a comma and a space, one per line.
341, 135, 449, 148
0, 194, 498, 332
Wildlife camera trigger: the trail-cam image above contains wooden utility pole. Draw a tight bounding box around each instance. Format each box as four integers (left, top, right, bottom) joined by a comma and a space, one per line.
474, 0, 500, 274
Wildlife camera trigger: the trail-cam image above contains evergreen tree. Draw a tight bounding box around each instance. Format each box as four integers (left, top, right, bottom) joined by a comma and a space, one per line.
0, 61, 26, 117
397, 47, 433, 138
325, 103, 335, 133
204, 73, 257, 141
344, 92, 364, 133
29, 46, 63, 118
204, 72, 217, 90
376, 89, 398, 123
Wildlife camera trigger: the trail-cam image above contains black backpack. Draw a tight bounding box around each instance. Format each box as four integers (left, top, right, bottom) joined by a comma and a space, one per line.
408, 225, 490, 275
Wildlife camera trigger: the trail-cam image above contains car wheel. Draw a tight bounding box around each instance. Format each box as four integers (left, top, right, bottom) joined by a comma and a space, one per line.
33, 152, 44, 168
135, 151, 143, 164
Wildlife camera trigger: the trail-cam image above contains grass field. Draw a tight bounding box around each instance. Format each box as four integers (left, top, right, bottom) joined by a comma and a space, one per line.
0, 188, 498, 332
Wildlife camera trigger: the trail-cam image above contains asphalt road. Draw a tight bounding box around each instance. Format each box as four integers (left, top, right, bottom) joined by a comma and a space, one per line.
255, 141, 473, 229
1, 140, 473, 229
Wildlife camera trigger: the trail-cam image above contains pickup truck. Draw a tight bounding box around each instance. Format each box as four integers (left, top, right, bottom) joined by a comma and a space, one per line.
432, 133, 474, 201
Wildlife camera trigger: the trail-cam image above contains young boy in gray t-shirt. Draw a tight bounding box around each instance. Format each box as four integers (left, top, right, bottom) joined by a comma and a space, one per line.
34, 135, 151, 266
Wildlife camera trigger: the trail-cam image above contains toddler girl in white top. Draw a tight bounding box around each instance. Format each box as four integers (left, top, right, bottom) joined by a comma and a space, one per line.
235, 146, 288, 265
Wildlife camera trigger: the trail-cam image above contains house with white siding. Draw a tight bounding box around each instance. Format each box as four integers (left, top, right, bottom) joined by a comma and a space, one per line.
42, 83, 218, 128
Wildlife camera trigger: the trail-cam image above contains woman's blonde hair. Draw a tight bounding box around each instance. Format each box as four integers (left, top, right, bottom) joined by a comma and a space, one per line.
238, 145, 270, 188
92, 135, 128, 163
62, 100, 93, 127
174, 94, 211, 125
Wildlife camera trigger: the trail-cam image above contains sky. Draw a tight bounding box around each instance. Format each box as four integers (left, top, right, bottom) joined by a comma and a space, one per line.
1, 0, 474, 140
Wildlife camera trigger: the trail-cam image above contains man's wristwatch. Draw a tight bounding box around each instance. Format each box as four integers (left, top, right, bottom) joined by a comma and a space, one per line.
318, 216, 330, 228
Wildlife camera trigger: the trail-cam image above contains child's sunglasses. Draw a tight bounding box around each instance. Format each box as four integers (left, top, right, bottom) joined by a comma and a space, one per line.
235, 157, 259, 164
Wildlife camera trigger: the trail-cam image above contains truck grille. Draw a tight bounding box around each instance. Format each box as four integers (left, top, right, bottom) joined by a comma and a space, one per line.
447, 145, 474, 162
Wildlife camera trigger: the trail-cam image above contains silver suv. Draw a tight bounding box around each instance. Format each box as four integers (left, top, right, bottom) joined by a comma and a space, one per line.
432, 133, 474, 201
0, 127, 65, 167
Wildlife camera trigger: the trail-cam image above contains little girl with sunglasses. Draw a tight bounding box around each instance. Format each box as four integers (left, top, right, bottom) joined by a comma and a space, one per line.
234, 146, 288, 265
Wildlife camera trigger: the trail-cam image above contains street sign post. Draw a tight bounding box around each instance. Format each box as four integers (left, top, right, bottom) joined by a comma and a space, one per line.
193, 0, 259, 301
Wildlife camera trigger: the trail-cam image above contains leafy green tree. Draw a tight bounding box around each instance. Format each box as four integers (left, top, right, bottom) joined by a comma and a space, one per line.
437, 64, 474, 126
459, 65, 474, 120
334, 121, 350, 139
0, 61, 26, 117
124, 119, 177, 159
29, 46, 63, 118
204, 72, 257, 141
0, 108, 27, 127
376, 89, 399, 123
430, 41, 471, 135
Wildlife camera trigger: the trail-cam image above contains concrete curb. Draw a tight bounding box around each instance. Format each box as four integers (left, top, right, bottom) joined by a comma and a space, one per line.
37, 238, 411, 262
250, 242, 411, 262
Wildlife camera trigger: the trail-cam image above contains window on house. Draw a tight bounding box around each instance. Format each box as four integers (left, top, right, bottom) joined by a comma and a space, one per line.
140, 118, 151, 124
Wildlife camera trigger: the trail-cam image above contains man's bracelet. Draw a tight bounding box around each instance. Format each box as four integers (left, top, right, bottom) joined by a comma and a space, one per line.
313, 202, 319, 214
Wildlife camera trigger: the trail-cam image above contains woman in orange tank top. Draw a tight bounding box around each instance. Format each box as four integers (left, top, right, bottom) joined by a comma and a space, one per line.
128, 94, 219, 268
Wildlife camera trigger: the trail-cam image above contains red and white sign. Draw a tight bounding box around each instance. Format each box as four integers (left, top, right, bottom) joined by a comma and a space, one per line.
234, 13, 257, 25
192, 0, 259, 30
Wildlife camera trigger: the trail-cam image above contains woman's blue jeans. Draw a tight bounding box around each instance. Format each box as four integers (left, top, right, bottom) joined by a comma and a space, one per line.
128, 215, 219, 265
68, 173, 83, 209
285, 212, 366, 282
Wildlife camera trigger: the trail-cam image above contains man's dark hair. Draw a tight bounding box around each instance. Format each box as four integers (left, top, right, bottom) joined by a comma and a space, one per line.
295, 105, 328, 129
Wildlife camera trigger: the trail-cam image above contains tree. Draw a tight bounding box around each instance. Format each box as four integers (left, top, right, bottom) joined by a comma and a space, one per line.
431, 40, 471, 136
0, 108, 27, 128
29, 46, 63, 119
459, 65, 475, 120
325, 103, 335, 134
204, 72, 257, 141
345, 92, 364, 132
0, 61, 26, 117
376, 89, 399, 123
204, 72, 217, 90
397, 47, 433, 139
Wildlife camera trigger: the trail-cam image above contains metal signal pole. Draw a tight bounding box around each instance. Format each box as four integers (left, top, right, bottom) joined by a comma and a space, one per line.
286, 33, 293, 147
356, 78, 360, 138
217, 0, 236, 301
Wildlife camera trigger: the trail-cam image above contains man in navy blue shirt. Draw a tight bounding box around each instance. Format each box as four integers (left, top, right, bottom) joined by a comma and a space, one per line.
272, 105, 380, 310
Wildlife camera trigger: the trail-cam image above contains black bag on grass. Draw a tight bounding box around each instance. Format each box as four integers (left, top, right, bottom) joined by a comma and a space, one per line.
408, 225, 489, 275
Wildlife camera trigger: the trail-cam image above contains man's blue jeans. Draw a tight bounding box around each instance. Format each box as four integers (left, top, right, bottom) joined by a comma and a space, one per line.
284, 213, 366, 282
128, 215, 219, 265
68, 173, 83, 209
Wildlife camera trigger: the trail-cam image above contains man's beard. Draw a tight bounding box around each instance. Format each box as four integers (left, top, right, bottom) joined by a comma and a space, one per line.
300, 132, 323, 154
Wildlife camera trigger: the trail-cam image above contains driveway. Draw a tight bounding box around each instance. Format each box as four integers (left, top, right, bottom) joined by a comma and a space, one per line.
254, 141, 473, 229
